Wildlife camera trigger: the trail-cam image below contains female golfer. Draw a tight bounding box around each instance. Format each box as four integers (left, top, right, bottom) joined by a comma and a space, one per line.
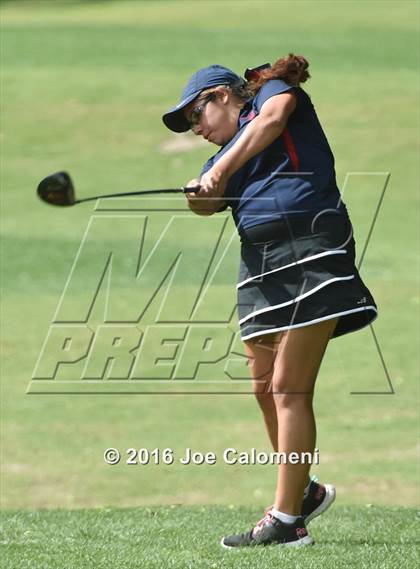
162, 55, 377, 548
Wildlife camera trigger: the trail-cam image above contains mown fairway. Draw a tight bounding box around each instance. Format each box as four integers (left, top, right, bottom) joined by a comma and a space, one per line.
1, 506, 419, 569
1, 0, 419, 567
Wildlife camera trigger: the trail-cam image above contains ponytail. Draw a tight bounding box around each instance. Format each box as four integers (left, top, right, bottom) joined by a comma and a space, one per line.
247, 53, 310, 94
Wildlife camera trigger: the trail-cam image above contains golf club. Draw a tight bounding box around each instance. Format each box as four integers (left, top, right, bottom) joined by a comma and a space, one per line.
37, 171, 201, 207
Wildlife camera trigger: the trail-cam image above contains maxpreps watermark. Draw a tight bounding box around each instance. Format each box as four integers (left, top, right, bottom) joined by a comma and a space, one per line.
28, 174, 393, 395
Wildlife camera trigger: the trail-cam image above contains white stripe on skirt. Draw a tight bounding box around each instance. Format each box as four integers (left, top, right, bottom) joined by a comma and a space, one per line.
238, 275, 355, 325
240, 306, 378, 341
237, 249, 347, 289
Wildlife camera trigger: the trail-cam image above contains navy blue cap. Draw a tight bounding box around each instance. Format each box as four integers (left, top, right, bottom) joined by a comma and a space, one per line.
162, 65, 244, 133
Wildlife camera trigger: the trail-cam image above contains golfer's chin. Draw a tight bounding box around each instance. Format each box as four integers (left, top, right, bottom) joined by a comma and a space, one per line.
213, 128, 239, 147
208, 134, 228, 147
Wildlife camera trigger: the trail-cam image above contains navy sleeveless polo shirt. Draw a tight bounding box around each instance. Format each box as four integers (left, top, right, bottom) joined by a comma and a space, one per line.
199, 79, 347, 230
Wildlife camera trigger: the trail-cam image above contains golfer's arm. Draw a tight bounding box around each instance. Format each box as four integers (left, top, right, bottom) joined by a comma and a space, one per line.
215, 92, 296, 179
186, 93, 295, 216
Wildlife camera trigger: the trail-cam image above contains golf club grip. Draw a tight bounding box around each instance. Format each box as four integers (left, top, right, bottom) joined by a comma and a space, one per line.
181, 185, 201, 193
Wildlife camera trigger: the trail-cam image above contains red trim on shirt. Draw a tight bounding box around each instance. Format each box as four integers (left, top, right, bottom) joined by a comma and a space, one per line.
282, 127, 299, 172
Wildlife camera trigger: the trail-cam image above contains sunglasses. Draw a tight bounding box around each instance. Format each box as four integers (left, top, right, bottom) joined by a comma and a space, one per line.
188, 92, 217, 129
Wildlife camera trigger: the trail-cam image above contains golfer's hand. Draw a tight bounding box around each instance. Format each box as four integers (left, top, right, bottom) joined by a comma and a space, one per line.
185, 178, 201, 199
199, 166, 228, 198
185, 176, 226, 216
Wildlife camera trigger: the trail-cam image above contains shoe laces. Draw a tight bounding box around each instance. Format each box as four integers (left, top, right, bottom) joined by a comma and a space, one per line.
254, 510, 274, 531
253, 504, 274, 532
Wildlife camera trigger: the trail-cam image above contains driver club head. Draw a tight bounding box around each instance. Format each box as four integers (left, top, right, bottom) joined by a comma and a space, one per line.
37, 171, 76, 206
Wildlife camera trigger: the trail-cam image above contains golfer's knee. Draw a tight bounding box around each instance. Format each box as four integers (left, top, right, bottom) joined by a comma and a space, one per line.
272, 390, 314, 411
271, 372, 314, 407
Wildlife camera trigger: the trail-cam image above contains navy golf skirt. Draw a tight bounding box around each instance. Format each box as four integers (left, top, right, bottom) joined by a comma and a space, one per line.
237, 210, 378, 341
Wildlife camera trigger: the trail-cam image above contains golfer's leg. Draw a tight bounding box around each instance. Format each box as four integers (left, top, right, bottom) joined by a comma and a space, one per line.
272, 317, 339, 515
244, 335, 281, 451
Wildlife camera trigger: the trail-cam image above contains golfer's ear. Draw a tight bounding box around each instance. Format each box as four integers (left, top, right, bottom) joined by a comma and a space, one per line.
213, 87, 229, 104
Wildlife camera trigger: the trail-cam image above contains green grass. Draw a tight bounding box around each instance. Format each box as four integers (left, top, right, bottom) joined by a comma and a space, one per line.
1, 506, 419, 568
1, 0, 418, 531
1, 2, 419, 565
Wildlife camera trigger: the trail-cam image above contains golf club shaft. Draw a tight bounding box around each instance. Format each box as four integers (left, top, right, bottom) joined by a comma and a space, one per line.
74, 186, 201, 204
